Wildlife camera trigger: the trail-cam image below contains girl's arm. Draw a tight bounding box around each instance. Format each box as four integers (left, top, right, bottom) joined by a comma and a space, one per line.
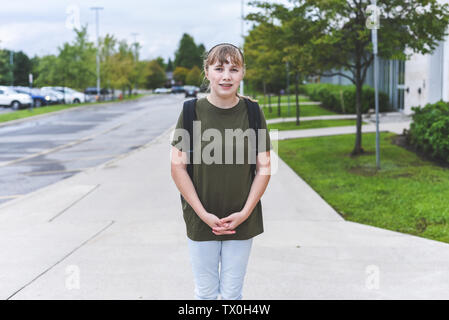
215, 150, 271, 233
170, 146, 208, 219
171, 146, 233, 233
240, 150, 271, 219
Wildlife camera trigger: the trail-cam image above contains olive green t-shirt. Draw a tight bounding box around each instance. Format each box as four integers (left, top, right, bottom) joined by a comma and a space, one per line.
171, 96, 272, 241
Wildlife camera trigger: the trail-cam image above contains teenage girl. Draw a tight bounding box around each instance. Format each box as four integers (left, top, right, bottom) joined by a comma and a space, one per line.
170, 43, 272, 300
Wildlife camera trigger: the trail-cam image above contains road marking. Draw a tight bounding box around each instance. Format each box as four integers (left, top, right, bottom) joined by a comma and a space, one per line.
23, 168, 90, 176
0, 110, 152, 168
0, 194, 23, 199
11, 154, 118, 165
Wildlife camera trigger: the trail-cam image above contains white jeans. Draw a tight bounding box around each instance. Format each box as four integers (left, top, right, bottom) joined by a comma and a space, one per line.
187, 237, 253, 300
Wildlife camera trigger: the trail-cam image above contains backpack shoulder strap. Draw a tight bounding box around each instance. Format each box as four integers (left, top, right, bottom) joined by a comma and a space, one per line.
244, 97, 262, 181
182, 98, 197, 181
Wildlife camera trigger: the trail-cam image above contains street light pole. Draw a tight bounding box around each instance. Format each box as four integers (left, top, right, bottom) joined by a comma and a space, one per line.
91, 6, 103, 101
10, 51, 14, 86
369, 0, 381, 169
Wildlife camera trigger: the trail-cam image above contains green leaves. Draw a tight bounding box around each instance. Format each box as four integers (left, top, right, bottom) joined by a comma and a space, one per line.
409, 101, 449, 163
174, 33, 205, 70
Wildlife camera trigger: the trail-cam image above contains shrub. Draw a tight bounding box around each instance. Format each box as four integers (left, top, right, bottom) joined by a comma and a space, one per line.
407, 100, 449, 163
300, 83, 392, 114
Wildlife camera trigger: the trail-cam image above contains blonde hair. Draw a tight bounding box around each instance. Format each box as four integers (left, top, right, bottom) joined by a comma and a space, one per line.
202, 43, 257, 102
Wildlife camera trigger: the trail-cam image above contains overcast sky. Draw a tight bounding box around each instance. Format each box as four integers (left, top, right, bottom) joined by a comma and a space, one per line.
0, 0, 276, 62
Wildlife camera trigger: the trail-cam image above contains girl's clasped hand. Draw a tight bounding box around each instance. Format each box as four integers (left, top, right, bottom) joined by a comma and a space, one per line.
203, 212, 247, 235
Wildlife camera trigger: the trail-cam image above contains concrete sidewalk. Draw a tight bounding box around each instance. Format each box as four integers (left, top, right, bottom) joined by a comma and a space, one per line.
266, 111, 411, 124
1, 122, 449, 300
269, 112, 411, 140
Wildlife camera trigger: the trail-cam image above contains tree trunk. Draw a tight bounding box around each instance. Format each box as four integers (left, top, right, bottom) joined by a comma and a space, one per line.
263, 81, 266, 107
268, 93, 272, 113
277, 92, 281, 117
295, 72, 300, 126
351, 64, 365, 155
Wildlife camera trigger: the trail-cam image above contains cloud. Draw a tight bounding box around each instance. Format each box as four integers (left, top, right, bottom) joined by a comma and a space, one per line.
0, 0, 260, 61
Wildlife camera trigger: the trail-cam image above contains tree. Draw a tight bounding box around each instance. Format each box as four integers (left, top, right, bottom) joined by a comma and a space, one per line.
173, 66, 190, 84
10, 50, 32, 86
186, 65, 202, 87
58, 25, 96, 90
99, 33, 118, 92
109, 39, 134, 96
0, 50, 12, 85
166, 58, 174, 72
145, 59, 166, 89
174, 33, 205, 69
155, 57, 166, 70
249, 0, 449, 156
33, 54, 61, 87
305, 0, 449, 155
245, 10, 289, 117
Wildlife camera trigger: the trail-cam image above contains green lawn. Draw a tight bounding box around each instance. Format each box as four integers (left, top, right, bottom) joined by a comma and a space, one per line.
277, 132, 449, 243
262, 104, 337, 119
268, 119, 368, 131
0, 93, 147, 123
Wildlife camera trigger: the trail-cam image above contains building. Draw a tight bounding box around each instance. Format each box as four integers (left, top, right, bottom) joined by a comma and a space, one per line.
403, 0, 449, 115
319, 0, 449, 115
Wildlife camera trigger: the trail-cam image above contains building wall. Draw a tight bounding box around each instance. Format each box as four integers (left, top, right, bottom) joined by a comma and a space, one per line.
404, 51, 429, 115
404, 0, 449, 115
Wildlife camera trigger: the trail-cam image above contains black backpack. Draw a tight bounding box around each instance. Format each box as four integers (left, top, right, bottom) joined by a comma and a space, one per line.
180, 97, 262, 203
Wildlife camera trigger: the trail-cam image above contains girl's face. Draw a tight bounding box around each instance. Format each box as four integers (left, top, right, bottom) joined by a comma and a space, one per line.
205, 56, 244, 98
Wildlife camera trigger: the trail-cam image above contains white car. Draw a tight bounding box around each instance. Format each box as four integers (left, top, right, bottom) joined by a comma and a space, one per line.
154, 88, 171, 94
40, 87, 65, 104
0, 86, 33, 110
42, 86, 86, 104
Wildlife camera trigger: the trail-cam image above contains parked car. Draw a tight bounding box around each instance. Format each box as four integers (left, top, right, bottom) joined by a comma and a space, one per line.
171, 86, 185, 94
13, 86, 47, 107
184, 85, 199, 98
41, 86, 85, 104
84, 87, 113, 102
40, 87, 65, 104
35, 88, 60, 105
154, 88, 171, 94
0, 86, 33, 110
32, 88, 60, 105
84, 87, 110, 95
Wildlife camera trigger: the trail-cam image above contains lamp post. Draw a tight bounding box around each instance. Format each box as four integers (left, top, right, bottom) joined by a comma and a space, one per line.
368, 0, 381, 169
91, 7, 103, 101
10, 51, 14, 86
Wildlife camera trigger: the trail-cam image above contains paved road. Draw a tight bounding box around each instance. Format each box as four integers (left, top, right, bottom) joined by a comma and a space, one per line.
0, 94, 186, 205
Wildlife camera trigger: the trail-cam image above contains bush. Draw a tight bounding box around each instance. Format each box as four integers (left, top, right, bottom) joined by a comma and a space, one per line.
407, 100, 449, 163
300, 83, 392, 114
